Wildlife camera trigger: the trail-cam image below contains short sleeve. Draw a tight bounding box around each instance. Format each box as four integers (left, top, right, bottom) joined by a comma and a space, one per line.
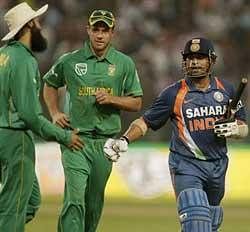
123, 58, 143, 97
143, 85, 178, 130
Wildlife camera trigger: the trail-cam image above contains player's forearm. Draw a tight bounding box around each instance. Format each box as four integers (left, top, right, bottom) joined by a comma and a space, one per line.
110, 96, 142, 112
16, 106, 71, 146
43, 84, 60, 117
123, 117, 148, 143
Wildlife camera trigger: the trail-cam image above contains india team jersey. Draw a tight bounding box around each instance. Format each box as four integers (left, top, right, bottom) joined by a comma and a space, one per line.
143, 77, 246, 160
43, 41, 143, 136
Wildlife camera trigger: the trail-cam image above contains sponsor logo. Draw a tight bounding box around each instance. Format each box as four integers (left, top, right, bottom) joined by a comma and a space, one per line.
186, 105, 227, 118
75, 63, 87, 76
179, 213, 188, 222
184, 98, 195, 104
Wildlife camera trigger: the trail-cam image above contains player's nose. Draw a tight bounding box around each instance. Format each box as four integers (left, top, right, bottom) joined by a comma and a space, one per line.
191, 58, 198, 64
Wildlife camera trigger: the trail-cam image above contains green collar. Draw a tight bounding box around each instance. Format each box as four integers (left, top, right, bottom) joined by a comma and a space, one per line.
82, 40, 115, 64
8, 40, 35, 57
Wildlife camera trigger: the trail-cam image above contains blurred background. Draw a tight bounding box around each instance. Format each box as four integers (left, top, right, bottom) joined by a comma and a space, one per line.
1, 0, 250, 231
1, 0, 250, 139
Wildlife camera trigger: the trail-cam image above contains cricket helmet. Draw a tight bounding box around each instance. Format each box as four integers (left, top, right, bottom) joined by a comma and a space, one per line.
182, 38, 217, 60
182, 38, 217, 78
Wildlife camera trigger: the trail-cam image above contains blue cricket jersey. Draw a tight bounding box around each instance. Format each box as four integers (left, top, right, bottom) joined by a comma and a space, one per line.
143, 77, 246, 160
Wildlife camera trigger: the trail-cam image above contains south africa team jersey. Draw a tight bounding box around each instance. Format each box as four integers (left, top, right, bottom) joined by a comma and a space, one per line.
0, 41, 71, 145
143, 77, 246, 160
43, 41, 143, 136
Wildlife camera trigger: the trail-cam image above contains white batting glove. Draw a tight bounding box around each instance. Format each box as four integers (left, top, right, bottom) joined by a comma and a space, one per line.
103, 138, 128, 162
214, 119, 239, 138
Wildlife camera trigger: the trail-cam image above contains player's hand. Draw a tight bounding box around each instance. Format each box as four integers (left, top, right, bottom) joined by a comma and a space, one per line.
95, 90, 113, 105
68, 129, 84, 150
214, 119, 239, 138
52, 112, 71, 128
103, 138, 128, 162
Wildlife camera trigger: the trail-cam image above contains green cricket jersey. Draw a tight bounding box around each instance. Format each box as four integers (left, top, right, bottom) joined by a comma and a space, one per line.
0, 41, 71, 145
43, 41, 143, 136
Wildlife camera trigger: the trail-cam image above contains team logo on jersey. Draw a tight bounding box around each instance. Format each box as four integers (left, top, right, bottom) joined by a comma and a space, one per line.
75, 63, 87, 76
0, 53, 9, 67
108, 64, 116, 76
213, 91, 224, 102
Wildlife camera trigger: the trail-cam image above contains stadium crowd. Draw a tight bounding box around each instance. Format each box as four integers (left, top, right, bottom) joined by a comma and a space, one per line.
1, 0, 249, 140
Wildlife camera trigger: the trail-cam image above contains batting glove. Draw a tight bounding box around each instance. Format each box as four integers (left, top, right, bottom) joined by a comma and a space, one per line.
103, 138, 128, 162
214, 119, 239, 138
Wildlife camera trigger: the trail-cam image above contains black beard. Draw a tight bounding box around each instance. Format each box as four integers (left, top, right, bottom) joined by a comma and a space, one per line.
31, 26, 47, 52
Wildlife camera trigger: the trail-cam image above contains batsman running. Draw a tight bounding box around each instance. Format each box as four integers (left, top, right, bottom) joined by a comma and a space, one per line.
43, 9, 143, 232
104, 38, 248, 232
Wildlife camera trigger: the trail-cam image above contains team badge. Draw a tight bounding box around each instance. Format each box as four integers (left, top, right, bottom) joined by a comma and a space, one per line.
190, 43, 200, 52
75, 63, 87, 76
213, 91, 224, 102
108, 64, 116, 76
0, 53, 9, 67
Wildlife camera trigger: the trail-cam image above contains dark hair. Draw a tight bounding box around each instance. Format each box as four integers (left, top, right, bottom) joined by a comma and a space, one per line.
13, 20, 33, 41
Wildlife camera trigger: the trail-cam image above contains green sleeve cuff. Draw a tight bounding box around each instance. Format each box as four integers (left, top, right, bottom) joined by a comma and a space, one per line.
64, 130, 72, 146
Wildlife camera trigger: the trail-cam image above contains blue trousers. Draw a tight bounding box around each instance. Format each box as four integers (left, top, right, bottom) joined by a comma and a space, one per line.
169, 152, 228, 205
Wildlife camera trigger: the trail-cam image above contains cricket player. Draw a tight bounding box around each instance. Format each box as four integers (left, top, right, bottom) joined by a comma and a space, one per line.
0, 3, 83, 232
43, 9, 143, 232
104, 38, 248, 232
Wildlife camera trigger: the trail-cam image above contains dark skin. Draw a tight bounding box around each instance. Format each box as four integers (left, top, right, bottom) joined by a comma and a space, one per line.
185, 54, 212, 91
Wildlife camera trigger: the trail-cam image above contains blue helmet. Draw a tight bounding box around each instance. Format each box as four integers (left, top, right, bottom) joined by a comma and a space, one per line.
182, 38, 217, 60
182, 38, 217, 78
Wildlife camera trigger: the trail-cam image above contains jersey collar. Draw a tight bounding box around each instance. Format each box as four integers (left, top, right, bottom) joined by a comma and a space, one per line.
8, 40, 35, 57
185, 76, 219, 92
83, 40, 115, 64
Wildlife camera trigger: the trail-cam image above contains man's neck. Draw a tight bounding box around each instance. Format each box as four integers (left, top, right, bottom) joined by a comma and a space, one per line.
90, 44, 109, 59
190, 76, 210, 91
19, 32, 31, 49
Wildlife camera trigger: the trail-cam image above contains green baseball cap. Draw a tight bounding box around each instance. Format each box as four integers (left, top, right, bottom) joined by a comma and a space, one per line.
88, 10, 115, 28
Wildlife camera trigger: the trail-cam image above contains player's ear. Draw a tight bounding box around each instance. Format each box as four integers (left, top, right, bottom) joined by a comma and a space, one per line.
86, 25, 91, 35
26, 19, 35, 29
211, 58, 216, 64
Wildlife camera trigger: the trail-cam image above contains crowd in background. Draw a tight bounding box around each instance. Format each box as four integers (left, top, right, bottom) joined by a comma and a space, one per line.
1, 0, 249, 141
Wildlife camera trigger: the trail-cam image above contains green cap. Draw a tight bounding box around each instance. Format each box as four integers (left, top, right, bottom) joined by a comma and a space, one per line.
88, 10, 115, 28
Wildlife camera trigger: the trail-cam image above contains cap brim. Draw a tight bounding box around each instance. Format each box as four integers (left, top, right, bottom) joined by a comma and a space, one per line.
2, 4, 48, 41
89, 18, 114, 28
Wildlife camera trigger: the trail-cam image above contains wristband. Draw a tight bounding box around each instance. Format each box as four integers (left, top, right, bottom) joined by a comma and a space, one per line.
121, 135, 130, 144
